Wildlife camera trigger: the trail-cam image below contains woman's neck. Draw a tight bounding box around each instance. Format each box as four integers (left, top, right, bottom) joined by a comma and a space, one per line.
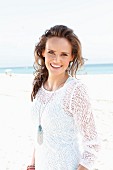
44, 73, 69, 91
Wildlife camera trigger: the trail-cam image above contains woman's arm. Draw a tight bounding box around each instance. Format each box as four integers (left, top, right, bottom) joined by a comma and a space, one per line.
71, 83, 100, 169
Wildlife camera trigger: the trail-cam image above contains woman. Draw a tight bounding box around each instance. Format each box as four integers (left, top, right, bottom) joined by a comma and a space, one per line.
28, 25, 99, 170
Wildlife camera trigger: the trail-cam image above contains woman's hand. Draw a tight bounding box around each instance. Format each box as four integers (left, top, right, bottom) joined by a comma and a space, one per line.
77, 164, 88, 170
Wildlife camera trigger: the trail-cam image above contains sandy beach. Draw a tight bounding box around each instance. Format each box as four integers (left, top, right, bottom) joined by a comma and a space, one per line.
0, 73, 113, 170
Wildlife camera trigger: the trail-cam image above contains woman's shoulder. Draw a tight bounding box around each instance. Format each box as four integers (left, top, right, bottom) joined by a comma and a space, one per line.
63, 76, 89, 115
64, 76, 90, 101
66, 76, 87, 90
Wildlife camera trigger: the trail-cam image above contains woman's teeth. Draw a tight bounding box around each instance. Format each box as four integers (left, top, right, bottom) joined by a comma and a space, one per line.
51, 64, 61, 68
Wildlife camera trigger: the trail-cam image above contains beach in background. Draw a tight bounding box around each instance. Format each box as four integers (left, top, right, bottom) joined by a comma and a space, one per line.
0, 63, 113, 75
0, 73, 113, 170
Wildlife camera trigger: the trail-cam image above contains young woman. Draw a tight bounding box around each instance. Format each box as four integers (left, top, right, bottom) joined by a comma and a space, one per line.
29, 25, 99, 170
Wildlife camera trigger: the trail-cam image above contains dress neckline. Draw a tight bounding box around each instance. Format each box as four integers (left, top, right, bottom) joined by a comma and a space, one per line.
41, 76, 73, 94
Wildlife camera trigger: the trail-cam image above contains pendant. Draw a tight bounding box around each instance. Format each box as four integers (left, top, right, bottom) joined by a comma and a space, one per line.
37, 125, 43, 145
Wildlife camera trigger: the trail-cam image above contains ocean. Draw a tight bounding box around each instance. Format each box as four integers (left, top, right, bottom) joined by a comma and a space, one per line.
0, 63, 113, 75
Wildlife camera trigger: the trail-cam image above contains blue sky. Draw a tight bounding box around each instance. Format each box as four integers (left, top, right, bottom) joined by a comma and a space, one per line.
0, 0, 113, 67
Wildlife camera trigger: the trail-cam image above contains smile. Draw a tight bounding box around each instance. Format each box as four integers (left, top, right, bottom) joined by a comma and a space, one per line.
50, 64, 62, 68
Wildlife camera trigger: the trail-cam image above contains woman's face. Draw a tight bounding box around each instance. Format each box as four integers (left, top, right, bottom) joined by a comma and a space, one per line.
42, 37, 73, 76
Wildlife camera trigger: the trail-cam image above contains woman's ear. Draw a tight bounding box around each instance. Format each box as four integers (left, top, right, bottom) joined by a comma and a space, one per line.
70, 55, 74, 62
42, 50, 45, 58
34, 52, 38, 64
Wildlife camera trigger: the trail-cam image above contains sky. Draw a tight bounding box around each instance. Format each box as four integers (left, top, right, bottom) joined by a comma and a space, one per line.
0, 0, 113, 67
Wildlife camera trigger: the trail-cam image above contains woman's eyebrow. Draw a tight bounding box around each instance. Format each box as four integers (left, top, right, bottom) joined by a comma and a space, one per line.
61, 52, 70, 54
47, 49, 70, 54
47, 49, 56, 52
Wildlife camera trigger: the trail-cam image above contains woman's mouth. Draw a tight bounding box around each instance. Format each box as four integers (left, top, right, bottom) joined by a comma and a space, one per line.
50, 64, 62, 69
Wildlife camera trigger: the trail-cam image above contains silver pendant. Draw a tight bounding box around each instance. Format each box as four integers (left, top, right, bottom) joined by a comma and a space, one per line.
37, 125, 43, 145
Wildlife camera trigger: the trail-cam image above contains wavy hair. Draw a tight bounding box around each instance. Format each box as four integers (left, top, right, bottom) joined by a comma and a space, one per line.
31, 25, 84, 101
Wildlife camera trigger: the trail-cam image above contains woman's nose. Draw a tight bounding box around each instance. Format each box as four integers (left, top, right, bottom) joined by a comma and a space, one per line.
53, 55, 61, 62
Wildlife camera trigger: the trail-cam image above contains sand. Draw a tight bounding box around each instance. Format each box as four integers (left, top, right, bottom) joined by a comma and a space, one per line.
0, 73, 113, 170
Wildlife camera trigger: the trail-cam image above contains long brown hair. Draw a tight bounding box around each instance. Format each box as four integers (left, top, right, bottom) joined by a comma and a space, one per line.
31, 25, 84, 101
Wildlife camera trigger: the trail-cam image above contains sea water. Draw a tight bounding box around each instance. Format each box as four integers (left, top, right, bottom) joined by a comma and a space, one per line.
0, 63, 113, 75
78, 63, 113, 75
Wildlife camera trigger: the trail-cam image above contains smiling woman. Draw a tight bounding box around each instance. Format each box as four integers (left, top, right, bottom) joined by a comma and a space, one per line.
28, 25, 100, 170
32, 25, 84, 100
42, 37, 74, 77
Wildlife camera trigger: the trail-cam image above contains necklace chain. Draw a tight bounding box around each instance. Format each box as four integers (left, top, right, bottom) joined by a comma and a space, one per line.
39, 80, 67, 124
37, 78, 69, 145
38, 92, 55, 125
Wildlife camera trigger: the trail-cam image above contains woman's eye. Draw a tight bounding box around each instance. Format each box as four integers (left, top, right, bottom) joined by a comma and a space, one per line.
61, 53, 68, 56
48, 51, 54, 54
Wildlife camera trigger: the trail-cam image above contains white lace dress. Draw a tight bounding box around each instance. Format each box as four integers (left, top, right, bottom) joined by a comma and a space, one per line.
31, 77, 99, 170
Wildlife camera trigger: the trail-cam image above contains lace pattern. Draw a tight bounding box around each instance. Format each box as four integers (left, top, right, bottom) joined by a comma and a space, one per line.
32, 77, 100, 170
36, 88, 55, 104
63, 80, 100, 169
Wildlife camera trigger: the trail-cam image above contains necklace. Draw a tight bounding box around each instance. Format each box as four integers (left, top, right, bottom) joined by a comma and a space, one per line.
37, 79, 68, 145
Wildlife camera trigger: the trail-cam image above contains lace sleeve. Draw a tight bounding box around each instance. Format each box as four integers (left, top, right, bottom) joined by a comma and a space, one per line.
71, 82, 100, 169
